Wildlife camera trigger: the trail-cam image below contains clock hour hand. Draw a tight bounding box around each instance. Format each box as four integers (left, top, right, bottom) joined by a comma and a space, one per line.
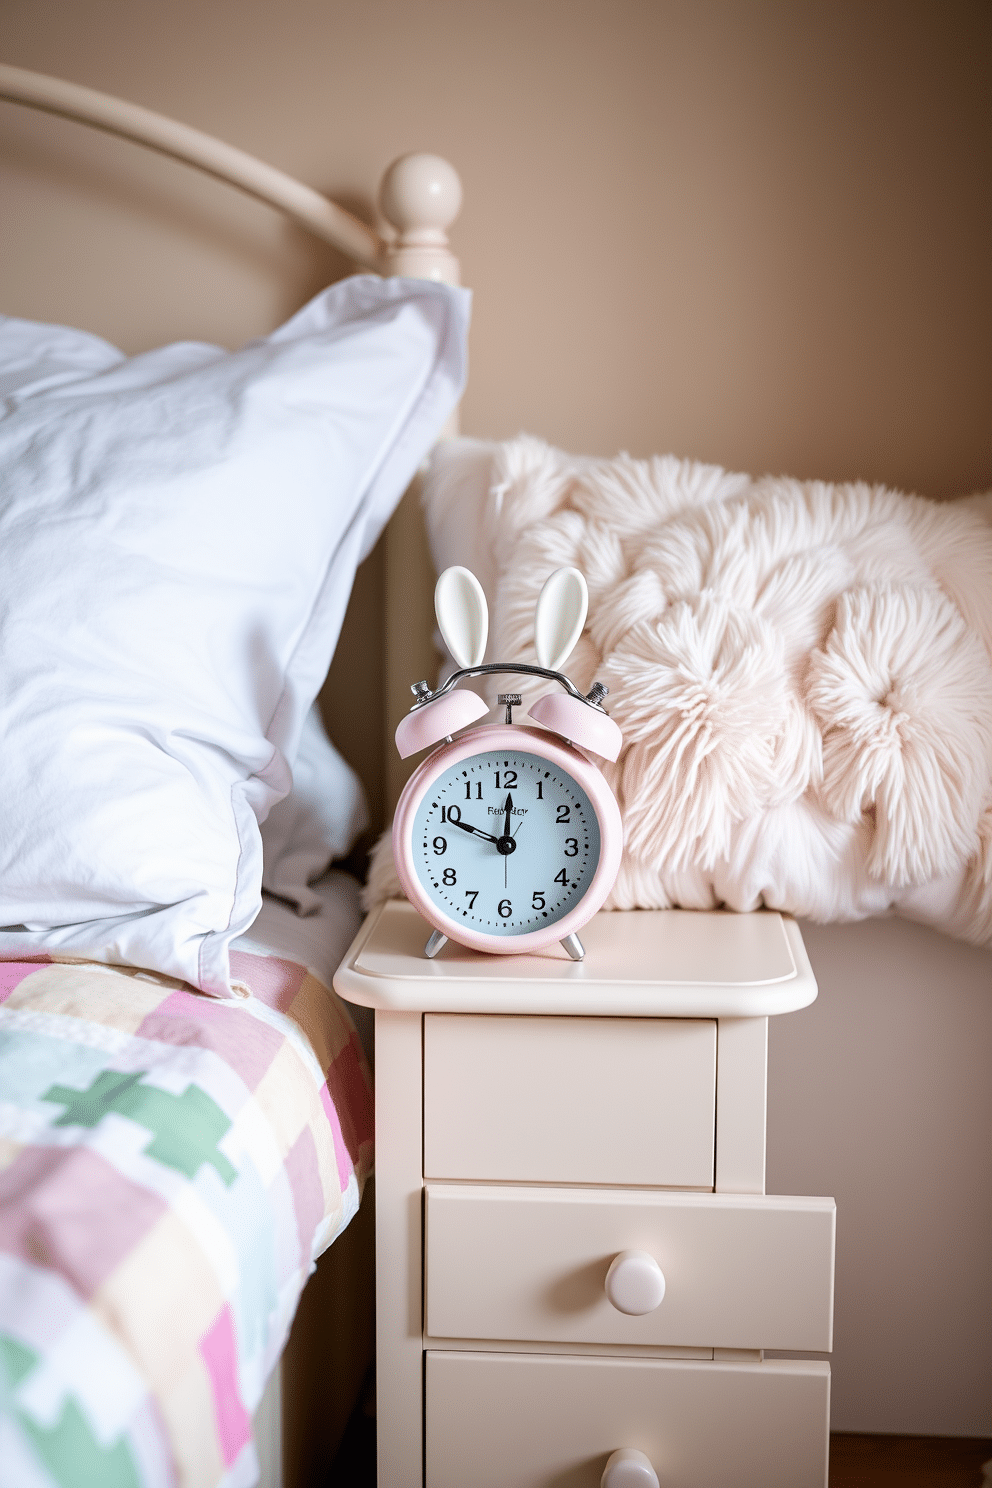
502, 793, 513, 841
448, 817, 501, 845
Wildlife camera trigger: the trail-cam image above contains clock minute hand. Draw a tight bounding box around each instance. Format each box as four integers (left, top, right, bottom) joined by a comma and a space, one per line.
448, 817, 501, 845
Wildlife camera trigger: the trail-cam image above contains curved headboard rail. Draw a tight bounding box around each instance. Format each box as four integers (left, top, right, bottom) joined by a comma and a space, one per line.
0, 62, 381, 265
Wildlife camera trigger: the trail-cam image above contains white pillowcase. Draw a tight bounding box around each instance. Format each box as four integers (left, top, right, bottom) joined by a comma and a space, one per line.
0, 276, 470, 993
259, 702, 368, 913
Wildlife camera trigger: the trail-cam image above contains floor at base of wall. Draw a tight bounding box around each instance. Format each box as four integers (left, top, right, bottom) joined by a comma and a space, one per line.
829, 1435, 992, 1487
326, 1398, 991, 1488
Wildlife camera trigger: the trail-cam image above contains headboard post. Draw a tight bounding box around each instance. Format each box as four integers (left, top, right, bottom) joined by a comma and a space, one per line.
378, 153, 462, 284
379, 154, 463, 812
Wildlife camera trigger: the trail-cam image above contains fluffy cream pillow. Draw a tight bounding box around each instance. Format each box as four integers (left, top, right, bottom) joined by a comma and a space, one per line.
368, 436, 992, 948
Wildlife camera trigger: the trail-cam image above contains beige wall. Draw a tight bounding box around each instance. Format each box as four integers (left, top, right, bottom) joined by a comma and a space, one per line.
2, 0, 990, 1440
769, 918, 992, 1437
2, 0, 989, 497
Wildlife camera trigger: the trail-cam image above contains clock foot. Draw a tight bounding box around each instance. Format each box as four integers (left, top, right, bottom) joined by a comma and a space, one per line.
560, 933, 585, 961
424, 930, 449, 959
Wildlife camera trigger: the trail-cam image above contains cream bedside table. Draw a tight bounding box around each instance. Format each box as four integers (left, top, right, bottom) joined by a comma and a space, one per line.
334, 901, 835, 1488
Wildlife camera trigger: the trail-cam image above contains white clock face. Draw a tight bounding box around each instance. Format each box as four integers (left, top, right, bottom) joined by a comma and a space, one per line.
412, 747, 602, 936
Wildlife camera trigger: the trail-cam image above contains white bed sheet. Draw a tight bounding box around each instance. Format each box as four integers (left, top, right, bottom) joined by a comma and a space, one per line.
232, 868, 372, 1060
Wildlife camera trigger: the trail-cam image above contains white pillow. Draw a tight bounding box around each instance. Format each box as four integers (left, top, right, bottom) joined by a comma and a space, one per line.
259, 702, 368, 913
0, 276, 470, 993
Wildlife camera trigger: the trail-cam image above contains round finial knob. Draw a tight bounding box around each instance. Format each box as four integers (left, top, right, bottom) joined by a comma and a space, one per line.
379, 153, 463, 238
601, 1448, 660, 1488
604, 1250, 666, 1316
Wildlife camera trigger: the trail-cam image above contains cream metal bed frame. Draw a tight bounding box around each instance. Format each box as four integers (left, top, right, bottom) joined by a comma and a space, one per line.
0, 60, 457, 1487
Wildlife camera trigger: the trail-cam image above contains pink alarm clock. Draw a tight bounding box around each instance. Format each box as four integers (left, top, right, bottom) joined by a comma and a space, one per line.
391, 566, 623, 961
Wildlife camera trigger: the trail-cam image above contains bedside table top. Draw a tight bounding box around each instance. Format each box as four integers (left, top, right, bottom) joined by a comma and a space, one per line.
333, 901, 817, 1016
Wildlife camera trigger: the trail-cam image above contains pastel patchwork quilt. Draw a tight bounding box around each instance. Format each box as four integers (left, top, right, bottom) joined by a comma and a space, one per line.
0, 951, 374, 1488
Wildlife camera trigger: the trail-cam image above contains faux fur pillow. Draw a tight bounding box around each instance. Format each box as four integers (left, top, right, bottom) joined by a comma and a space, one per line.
367, 436, 992, 948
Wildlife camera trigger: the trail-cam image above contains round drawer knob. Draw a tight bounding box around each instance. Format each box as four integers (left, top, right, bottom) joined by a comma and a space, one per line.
604, 1249, 666, 1315
601, 1447, 660, 1488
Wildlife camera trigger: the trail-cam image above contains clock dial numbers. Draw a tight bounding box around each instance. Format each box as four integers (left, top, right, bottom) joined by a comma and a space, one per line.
412, 748, 601, 936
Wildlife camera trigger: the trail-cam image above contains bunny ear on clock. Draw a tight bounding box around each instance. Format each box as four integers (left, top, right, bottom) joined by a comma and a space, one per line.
435, 566, 489, 669
534, 567, 589, 672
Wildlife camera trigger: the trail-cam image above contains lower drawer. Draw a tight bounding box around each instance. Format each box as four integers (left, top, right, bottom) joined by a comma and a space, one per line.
426, 1183, 835, 1351
426, 1350, 830, 1488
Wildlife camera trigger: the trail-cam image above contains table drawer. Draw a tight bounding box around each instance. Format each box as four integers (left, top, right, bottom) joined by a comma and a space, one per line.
426, 1350, 830, 1488
423, 1014, 716, 1186
426, 1184, 835, 1351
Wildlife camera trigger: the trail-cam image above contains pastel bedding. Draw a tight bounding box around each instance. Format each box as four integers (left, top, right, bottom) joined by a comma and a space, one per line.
0, 877, 371, 1488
